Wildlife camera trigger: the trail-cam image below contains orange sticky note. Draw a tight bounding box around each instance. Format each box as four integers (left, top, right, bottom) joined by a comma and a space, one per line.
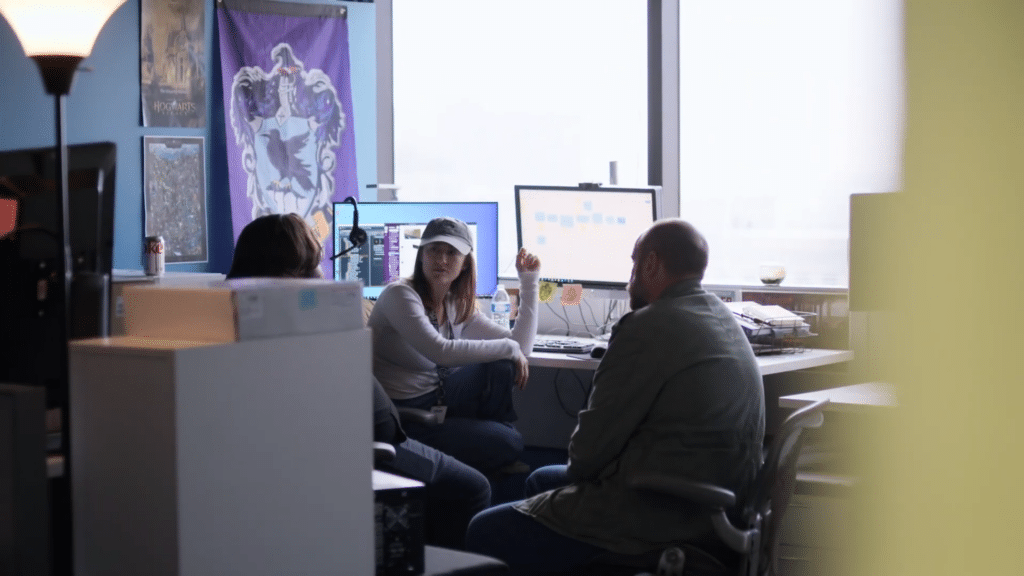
560, 283, 583, 306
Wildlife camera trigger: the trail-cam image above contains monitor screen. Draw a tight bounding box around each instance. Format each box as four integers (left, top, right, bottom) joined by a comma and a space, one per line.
515, 185, 659, 289
332, 201, 499, 299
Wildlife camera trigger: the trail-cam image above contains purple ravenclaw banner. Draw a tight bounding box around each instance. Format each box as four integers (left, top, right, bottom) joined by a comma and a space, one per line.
217, 0, 357, 272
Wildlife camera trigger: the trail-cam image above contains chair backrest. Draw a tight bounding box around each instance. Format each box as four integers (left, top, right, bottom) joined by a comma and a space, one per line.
747, 398, 828, 576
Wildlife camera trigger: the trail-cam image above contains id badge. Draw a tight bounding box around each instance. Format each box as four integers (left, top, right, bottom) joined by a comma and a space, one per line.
430, 405, 448, 424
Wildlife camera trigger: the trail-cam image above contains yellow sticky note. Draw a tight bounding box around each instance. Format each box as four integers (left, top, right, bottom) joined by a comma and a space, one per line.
538, 281, 555, 303
560, 283, 583, 306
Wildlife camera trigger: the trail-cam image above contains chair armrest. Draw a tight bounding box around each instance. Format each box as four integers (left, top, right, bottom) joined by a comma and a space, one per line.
397, 406, 440, 426
373, 441, 397, 465
630, 474, 737, 509
631, 474, 753, 554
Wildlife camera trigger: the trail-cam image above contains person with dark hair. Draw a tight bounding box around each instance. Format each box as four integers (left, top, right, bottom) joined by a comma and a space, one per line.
368, 216, 542, 475
465, 219, 765, 574
226, 213, 324, 279
227, 213, 492, 549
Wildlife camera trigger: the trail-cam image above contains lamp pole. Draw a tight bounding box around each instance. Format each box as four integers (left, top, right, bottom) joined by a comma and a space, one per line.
33, 55, 83, 343
0, 3, 128, 573
34, 53, 83, 576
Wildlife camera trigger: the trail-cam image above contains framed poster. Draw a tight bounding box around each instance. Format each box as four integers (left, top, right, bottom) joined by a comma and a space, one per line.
141, 0, 206, 127
144, 136, 208, 264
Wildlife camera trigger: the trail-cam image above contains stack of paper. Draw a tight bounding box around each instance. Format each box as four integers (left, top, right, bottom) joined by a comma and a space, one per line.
741, 303, 804, 327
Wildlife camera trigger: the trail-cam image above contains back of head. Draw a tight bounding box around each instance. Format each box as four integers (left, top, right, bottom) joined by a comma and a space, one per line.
227, 213, 324, 279
641, 218, 709, 279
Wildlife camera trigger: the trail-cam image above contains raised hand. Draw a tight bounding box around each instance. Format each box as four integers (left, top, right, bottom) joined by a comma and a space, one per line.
516, 247, 541, 273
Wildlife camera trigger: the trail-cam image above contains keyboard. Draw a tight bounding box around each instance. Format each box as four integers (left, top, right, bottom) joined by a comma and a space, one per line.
532, 337, 595, 355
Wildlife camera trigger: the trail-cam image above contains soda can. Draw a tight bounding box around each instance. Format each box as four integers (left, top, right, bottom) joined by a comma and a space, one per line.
144, 235, 165, 276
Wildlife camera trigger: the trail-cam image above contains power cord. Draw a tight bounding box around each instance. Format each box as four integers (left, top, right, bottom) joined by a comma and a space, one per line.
553, 368, 593, 417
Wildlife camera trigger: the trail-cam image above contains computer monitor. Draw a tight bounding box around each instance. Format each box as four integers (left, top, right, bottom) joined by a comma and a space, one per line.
0, 142, 117, 404
332, 201, 499, 299
515, 184, 659, 289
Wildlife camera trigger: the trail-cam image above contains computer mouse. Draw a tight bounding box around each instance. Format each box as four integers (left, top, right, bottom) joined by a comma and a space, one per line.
590, 346, 607, 359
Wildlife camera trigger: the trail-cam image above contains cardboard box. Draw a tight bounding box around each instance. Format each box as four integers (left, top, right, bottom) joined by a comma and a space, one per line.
373, 470, 425, 576
123, 278, 364, 342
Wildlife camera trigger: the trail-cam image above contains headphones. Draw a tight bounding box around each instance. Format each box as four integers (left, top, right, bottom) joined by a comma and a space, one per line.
330, 196, 367, 259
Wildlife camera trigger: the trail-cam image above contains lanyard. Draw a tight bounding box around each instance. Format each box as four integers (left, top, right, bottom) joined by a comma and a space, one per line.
429, 307, 454, 406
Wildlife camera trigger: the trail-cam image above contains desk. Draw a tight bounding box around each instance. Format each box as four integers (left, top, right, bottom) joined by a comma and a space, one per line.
517, 348, 854, 449
778, 382, 897, 413
529, 347, 854, 375
777, 382, 895, 498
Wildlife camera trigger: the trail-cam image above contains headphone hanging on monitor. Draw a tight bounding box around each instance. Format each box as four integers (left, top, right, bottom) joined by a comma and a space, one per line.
330, 196, 367, 259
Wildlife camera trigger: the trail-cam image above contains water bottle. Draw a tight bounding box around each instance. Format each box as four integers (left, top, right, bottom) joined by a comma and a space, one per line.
491, 284, 511, 329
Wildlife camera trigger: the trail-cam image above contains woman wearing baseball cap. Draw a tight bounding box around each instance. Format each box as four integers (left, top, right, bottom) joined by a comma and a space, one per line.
368, 216, 542, 476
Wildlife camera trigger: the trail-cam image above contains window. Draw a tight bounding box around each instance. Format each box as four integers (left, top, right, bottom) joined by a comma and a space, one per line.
391, 0, 648, 275
676, 0, 904, 287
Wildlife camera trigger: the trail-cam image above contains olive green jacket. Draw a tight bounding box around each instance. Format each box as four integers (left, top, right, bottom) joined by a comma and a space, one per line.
515, 279, 765, 554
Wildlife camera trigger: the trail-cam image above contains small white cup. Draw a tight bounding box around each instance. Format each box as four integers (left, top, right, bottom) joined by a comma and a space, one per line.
759, 262, 786, 285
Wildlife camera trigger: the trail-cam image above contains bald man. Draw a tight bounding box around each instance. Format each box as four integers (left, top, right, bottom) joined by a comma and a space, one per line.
466, 219, 765, 575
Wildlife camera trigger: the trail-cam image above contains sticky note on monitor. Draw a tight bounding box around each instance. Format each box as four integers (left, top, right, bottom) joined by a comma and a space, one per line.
560, 283, 583, 306
538, 281, 555, 303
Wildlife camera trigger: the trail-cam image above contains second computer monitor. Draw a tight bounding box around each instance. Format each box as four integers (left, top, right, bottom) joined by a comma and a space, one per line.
515, 185, 659, 289
332, 201, 499, 299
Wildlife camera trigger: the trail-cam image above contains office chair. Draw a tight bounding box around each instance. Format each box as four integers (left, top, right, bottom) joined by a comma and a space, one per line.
374, 441, 398, 466
583, 398, 830, 576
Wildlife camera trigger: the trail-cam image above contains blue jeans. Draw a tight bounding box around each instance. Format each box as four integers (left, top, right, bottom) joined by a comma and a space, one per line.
465, 465, 606, 575
379, 437, 492, 550
394, 360, 524, 475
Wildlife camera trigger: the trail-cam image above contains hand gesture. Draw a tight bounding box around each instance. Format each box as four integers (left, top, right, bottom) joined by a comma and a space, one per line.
516, 247, 541, 274
513, 351, 530, 390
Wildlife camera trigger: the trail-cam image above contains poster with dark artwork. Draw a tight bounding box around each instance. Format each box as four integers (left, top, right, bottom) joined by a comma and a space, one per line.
144, 136, 208, 263
217, 0, 358, 275
141, 0, 206, 127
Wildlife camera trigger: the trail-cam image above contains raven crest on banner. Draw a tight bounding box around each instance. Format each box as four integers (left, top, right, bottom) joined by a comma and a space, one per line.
228, 43, 344, 237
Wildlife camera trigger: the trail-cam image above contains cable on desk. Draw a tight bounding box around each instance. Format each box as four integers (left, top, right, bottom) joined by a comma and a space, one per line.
546, 302, 573, 336
573, 369, 593, 406
582, 298, 598, 328
553, 368, 593, 418
553, 369, 573, 417
577, 305, 592, 336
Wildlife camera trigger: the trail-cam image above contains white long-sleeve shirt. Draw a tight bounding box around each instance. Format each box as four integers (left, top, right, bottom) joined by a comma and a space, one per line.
368, 271, 540, 400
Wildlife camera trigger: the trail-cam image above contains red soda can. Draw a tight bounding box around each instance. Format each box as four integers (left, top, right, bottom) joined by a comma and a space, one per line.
144, 235, 165, 276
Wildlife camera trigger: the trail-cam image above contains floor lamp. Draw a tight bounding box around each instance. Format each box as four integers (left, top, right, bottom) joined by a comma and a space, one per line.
0, 1, 126, 572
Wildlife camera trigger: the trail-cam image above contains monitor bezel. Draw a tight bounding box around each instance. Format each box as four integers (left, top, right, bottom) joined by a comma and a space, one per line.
514, 184, 660, 290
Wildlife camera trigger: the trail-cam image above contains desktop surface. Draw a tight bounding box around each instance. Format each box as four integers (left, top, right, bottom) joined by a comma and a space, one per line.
779, 381, 896, 412
518, 346, 855, 449
527, 343, 853, 374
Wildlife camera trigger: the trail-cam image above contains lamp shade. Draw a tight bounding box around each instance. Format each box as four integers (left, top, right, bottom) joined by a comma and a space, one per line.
0, 0, 126, 57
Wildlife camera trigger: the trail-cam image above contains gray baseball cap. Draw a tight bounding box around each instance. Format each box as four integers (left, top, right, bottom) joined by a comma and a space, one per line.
420, 217, 473, 255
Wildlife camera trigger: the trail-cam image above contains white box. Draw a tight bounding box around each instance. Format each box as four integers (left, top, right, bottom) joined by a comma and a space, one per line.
124, 278, 363, 342
70, 331, 373, 576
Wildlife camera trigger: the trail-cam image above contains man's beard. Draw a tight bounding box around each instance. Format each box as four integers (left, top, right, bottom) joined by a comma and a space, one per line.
628, 279, 649, 311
